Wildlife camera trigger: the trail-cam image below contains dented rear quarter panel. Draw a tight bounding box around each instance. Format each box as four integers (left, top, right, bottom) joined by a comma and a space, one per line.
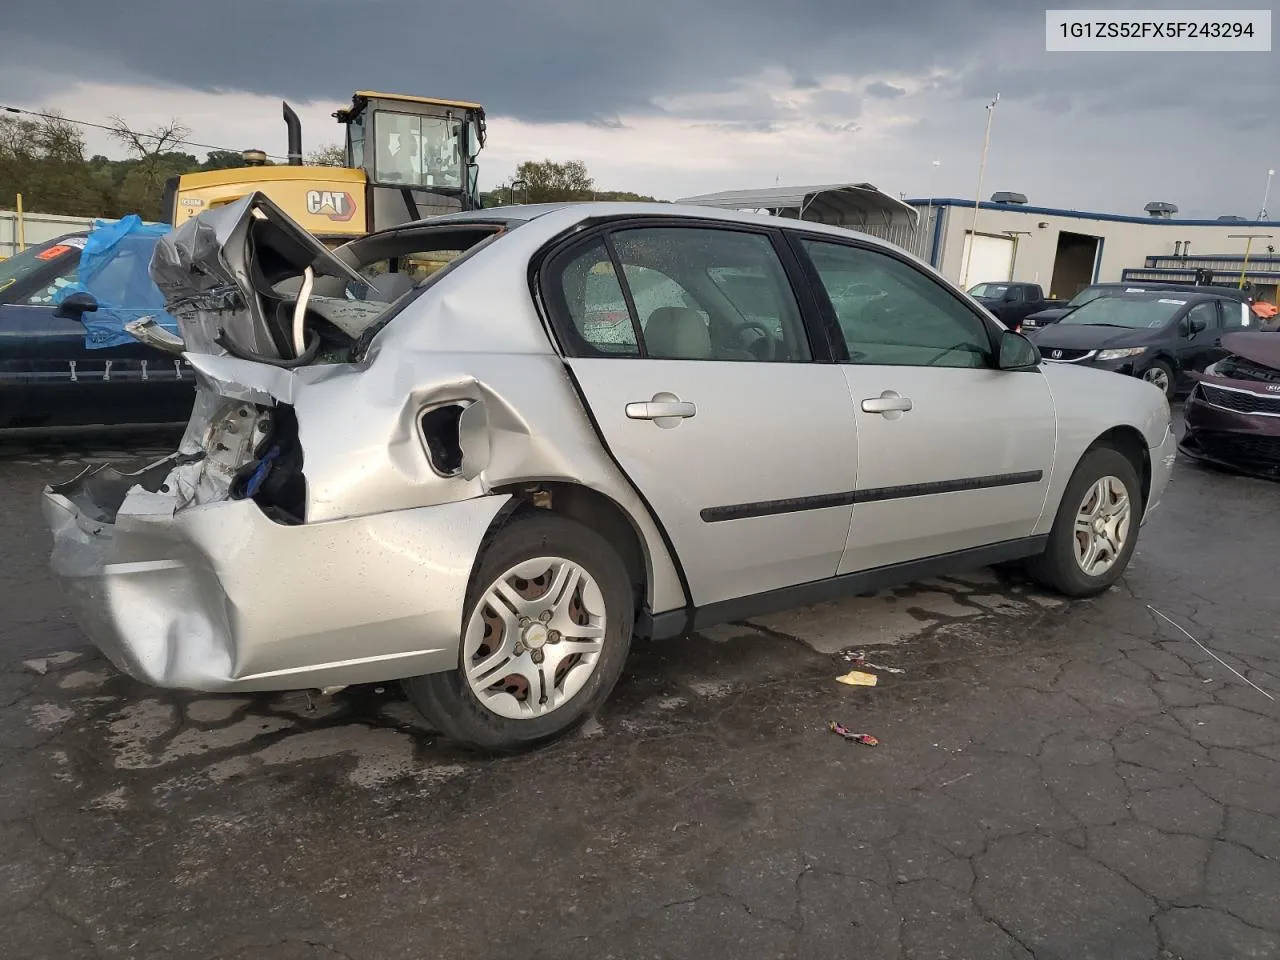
188, 212, 688, 616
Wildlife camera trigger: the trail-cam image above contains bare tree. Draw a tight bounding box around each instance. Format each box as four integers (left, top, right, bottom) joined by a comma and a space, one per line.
107, 115, 193, 161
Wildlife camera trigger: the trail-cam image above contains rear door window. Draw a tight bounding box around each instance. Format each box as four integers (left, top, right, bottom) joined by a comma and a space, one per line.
555, 240, 641, 355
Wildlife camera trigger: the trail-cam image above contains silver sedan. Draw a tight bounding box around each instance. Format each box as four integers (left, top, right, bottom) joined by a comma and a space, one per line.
43, 194, 1176, 752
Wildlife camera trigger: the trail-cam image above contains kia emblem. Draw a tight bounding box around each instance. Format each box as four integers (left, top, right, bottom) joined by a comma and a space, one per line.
1051, 349, 1063, 359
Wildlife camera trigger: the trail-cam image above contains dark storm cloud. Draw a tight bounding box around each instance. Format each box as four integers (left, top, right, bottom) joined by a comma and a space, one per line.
0, 0, 1032, 122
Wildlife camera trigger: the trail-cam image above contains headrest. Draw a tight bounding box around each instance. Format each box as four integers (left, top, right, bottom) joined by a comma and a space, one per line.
644, 307, 710, 359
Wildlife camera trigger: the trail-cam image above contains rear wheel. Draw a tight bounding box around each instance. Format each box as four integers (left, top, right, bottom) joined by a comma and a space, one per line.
404, 512, 633, 753
1026, 447, 1142, 598
1139, 359, 1175, 399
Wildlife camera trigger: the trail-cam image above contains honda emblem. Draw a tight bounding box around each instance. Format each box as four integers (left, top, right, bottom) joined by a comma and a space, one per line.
1051, 349, 1063, 359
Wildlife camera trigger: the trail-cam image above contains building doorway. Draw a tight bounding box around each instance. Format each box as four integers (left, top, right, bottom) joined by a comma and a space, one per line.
1049, 232, 1100, 300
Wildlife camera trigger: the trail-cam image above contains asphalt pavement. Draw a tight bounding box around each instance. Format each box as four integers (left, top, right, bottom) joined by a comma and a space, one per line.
2, 423, 1279, 960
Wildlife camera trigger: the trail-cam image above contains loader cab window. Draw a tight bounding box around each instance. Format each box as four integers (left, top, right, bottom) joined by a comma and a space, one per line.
372, 111, 462, 190
347, 111, 365, 169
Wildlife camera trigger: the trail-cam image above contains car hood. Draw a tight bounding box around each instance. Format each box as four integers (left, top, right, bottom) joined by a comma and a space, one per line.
1221, 330, 1280, 369
1024, 307, 1070, 322
1027, 323, 1157, 350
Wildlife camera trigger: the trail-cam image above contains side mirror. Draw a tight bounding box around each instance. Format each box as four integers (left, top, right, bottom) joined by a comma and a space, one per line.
1187, 314, 1208, 336
52, 291, 98, 321
998, 329, 1040, 370
1004, 289, 1019, 302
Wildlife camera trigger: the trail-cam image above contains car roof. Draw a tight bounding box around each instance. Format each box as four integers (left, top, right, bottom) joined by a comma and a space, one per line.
1102, 290, 1226, 303
395, 201, 915, 258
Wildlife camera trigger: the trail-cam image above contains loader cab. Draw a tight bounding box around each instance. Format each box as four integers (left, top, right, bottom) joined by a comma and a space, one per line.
338, 91, 486, 231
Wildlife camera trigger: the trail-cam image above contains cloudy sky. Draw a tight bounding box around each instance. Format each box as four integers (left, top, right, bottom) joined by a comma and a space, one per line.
3, 1, 1274, 217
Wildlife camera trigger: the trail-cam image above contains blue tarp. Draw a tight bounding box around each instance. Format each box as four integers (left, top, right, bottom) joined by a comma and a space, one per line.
53, 215, 181, 350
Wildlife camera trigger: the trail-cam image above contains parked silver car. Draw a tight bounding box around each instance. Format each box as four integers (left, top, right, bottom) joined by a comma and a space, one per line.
43, 194, 1176, 751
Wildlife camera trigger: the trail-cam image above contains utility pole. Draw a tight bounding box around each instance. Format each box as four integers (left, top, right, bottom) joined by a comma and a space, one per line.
1259, 169, 1275, 220
1229, 233, 1273, 289
959, 93, 999, 290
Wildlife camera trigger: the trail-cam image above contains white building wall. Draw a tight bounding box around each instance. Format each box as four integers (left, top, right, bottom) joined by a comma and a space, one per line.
924, 203, 1278, 298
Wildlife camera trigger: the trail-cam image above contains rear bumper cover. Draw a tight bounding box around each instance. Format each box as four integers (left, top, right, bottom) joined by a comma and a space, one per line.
43, 480, 509, 692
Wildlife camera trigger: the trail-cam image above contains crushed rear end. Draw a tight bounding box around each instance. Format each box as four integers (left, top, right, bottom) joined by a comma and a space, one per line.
41, 194, 511, 691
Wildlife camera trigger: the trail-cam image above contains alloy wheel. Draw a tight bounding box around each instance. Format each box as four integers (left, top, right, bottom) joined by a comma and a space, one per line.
1142, 366, 1170, 394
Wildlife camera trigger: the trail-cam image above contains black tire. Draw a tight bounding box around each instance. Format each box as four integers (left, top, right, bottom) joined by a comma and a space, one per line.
403, 512, 634, 753
1139, 359, 1176, 400
1025, 446, 1143, 598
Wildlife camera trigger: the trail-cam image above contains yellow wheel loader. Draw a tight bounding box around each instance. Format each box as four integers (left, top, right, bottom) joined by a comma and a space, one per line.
163, 92, 487, 247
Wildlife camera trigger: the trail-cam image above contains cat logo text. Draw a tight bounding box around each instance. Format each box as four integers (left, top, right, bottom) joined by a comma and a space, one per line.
305, 190, 357, 222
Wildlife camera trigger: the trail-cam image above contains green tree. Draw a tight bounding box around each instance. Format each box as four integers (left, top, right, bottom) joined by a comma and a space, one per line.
306, 143, 347, 167
492, 159, 660, 206
201, 149, 252, 171
0, 112, 112, 217
503, 158, 594, 202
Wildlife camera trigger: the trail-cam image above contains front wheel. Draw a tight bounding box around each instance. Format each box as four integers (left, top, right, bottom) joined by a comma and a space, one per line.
404, 512, 634, 753
1139, 359, 1175, 399
1026, 447, 1143, 598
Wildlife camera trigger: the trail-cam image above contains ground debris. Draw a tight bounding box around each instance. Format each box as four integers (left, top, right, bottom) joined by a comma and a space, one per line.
839, 649, 906, 674
829, 721, 879, 746
836, 669, 878, 687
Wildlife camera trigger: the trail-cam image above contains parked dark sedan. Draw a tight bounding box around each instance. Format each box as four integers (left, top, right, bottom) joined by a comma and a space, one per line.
1021, 282, 1254, 331
0, 232, 194, 430
1024, 290, 1256, 399
1179, 333, 1280, 480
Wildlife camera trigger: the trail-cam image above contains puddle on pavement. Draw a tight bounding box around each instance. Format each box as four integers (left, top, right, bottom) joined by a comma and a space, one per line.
15, 568, 1059, 802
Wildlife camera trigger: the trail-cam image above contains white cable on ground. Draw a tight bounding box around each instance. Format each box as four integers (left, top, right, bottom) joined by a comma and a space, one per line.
1147, 604, 1276, 702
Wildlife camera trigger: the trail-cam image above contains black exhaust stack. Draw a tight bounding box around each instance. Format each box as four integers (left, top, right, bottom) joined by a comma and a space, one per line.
283, 101, 303, 165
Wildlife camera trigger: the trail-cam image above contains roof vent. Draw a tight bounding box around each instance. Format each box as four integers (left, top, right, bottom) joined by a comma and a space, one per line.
991, 191, 1027, 205
1144, 201, 1178, 219
1217, 214, 1247, 222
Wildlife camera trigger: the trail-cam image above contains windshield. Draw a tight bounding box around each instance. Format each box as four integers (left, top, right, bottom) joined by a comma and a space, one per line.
968, 283, 1009, 298
1058, 296, 1185, 329
373, 111, 462, 189
0, 236, 82, 293
1066, 287, 1109, 308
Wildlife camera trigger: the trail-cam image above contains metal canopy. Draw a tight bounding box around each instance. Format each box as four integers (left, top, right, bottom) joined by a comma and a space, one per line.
677, 182, 919, 229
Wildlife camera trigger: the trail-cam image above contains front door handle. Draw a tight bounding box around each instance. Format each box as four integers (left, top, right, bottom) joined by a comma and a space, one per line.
626, 391, 696, 428
862, 391, 913, 416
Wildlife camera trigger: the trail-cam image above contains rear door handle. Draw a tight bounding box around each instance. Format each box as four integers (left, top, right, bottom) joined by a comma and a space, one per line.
626, 401, 696, 419
861, 391, 913, 415
626, 392, 697, 426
